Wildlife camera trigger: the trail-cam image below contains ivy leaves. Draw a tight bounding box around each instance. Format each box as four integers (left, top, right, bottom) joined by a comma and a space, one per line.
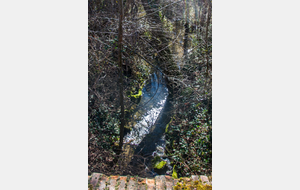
165, 104, 212, 177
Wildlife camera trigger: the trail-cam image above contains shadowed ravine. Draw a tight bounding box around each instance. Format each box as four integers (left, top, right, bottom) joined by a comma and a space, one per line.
122, 69, 173, 177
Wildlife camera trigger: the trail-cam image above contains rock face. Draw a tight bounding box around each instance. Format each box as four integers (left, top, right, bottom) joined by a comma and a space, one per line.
88, 173, 212, 190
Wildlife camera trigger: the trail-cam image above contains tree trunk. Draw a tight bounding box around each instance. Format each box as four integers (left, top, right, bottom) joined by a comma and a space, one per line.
205, 1, 211, 121
118, 0, 125, 151
183, 0, 190, 57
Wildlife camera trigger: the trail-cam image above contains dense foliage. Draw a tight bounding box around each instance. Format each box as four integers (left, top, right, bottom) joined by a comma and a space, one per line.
88, 108, 119, 174
166, 102, 212, 177
88, 0, 212, 177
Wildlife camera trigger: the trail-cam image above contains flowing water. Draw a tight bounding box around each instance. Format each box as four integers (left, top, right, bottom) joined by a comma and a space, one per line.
123, 69, 173, 176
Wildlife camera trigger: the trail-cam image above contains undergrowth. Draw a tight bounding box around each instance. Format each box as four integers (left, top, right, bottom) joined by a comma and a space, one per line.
165, 100, 212, 177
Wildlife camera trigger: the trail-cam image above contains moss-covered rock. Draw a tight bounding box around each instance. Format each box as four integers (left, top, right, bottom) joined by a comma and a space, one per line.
154, 161, 167, 169
173, 179, 212, 190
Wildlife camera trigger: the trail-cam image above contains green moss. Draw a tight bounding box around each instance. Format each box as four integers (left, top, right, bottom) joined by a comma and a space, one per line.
165, 117, 173, 133
173, 180, 212, 190
154, 161, 167, 169
128, 80, 145, 99
130, 88, 142, 98
152, 156, 167, 170
172, 165, 178, 179
165, 124, 169, 133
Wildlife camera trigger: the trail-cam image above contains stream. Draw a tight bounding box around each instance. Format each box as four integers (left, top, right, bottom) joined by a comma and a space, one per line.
123, 69, 173, 176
